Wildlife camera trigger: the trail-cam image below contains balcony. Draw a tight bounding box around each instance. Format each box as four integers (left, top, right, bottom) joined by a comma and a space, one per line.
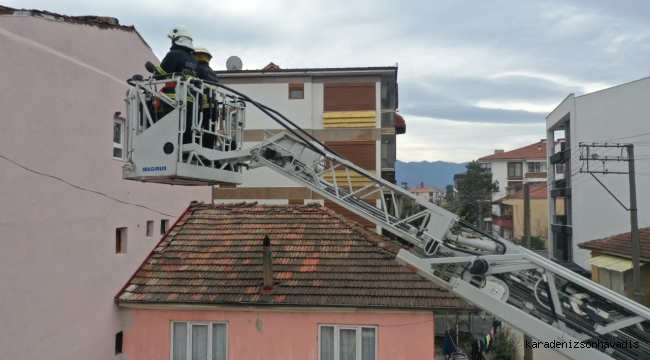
553, 215, 567, 226
551, 187, 571, 197
525, 172, 547, 179
494, 216, 513, 228
550, 147, 571, 164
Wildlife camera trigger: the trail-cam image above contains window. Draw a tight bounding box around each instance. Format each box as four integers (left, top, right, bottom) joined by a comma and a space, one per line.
172, 322, 227, 360
288, 83, 304, 99
161, 219, 169, 235
481, 163, 492, 174
116, 227, 127, 254
115, 331, 123, 355
319, 325, 377, 360
113, 119, 125, 160
146, 221, 154, 237
555, 163, 566, 175
507, 162, 522, 178
527, 162, 547, 173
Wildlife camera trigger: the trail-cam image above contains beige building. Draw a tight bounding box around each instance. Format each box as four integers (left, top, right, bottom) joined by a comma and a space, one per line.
495, 183, 549, 244
212, 66, 403, 229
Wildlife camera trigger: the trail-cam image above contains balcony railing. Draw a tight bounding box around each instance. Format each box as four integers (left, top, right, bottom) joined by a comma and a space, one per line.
494, 216, 513, 228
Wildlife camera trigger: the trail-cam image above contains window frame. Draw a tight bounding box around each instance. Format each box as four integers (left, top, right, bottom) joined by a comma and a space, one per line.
507, 162, 523, 179
113, 118, 126, 160
527, 162, 547, 173
170, 321, 228, 360
288, 83, 305, 100
481, 163, 492, 174
318, 324, 378, 360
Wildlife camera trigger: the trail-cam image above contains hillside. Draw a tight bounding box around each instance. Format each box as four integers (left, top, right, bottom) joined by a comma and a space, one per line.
395, 160, 468, 190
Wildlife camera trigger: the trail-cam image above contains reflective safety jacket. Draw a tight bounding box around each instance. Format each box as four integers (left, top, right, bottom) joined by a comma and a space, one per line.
154, 45, 199, 102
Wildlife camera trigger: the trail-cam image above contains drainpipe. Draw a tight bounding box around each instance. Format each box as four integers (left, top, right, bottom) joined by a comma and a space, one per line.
261, 235, 275, 294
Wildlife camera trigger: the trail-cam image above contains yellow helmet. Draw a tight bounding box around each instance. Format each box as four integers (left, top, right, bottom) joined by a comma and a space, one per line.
194, 47, 212, 59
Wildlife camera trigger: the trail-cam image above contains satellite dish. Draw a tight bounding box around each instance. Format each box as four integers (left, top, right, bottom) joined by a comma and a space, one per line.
226, 56, 242, 71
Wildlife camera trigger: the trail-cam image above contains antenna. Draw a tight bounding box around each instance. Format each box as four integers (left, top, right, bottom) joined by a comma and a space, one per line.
226, 56, 243, 71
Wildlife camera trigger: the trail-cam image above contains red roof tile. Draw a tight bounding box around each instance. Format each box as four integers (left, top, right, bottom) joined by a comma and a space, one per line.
479, 141, 547, 161
578, 227, 650, 261
116, 202, 474, 310
506, 183, 548, 200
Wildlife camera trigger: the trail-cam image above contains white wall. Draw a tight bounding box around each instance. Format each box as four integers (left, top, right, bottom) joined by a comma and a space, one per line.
0, 17, 207, 360
570, 78, 650, 268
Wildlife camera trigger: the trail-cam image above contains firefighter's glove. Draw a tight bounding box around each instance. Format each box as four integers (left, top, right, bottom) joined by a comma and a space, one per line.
145, 61, 156, 73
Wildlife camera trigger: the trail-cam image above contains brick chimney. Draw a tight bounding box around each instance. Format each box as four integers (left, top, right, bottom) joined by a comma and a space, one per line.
261, 235, 276, 294
420, 181, 424, 188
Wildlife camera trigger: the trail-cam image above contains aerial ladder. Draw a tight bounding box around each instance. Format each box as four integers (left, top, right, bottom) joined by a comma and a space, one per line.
123, 74, 650, 360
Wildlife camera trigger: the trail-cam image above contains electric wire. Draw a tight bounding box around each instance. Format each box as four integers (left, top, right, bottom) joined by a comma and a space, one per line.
0, 153, 177, 217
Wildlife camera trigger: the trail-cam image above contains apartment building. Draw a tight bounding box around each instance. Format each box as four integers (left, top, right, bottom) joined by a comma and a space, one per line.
478, 140, 548, 239
546, 77, 650, 269
410, 182, 444, 204
212, 66, 401, 229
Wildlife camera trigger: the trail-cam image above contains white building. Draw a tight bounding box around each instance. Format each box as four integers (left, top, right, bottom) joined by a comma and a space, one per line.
0, 7, 207, 359
478, 141, 548, 238
546, 77, 650, 269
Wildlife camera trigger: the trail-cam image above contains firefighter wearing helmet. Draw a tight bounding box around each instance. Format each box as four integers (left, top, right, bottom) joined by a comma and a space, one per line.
194, 47, 219, 83
193, 47, 219, 150
145, 25, 199, 144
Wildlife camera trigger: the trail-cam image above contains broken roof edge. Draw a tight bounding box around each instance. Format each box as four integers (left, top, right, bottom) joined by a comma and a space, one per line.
0, 5, 153, 51
115, 299, 478, 312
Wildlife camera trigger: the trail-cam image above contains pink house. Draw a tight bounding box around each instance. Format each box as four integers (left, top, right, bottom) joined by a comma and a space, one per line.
116, 202, 474, 359
0, 6, 207, 359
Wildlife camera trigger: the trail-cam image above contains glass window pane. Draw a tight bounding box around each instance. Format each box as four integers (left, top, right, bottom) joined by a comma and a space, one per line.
172, 323, 187, 360
113, 148, 123, 159
528, 163, 534, 172
361, 328, 376, 360
541, 162, 547, 172
320, 326, 335, 360
290, 90, 303, 99
212, 324, 227, 360
339, 329, 357, 360
192, 325, 208, 360
114, 122, 123, 144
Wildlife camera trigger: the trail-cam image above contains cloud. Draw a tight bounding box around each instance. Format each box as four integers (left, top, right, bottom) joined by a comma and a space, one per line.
5, 0, 650, 162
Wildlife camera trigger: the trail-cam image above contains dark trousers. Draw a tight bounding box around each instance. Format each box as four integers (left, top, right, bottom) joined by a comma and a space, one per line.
201, 108, 215, 149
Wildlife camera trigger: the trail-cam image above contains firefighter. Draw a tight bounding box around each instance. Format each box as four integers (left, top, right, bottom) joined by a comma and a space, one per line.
147, 25, 199, 145
193, 47, 219, 150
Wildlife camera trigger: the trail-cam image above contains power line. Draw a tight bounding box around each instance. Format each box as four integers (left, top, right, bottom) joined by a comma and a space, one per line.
0, 153, 177, 218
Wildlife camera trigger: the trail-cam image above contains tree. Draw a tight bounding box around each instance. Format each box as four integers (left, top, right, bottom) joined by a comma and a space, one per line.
457, 161, 499, 225
444, 185, 456, 212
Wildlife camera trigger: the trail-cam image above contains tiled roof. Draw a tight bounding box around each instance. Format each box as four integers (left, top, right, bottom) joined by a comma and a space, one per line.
411, 187, 441, 193
116, 202, 473, 310
479, 141, 547, 160
506, 183, 548, 200
578, 227, 650, 262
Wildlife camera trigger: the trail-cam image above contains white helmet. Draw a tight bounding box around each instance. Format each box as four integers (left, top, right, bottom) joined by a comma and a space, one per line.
167, 25, 192, 40
194, 47, 212, 59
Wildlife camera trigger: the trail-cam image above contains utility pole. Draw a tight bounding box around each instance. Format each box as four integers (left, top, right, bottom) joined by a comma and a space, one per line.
523, 181, 533, 360
628, 145, 642, 304
579, 143, 643, 304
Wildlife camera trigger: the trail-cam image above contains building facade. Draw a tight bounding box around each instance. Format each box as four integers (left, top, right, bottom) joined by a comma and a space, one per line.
0, 7, 207, 360
410, 182, 444, 204
546, 78, 650, 269
212, 67, 401, 229
478, 141, 549, 239
116, 202, 474, 360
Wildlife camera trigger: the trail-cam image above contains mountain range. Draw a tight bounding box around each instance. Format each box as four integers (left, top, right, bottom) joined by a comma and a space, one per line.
395, 160, 468, 190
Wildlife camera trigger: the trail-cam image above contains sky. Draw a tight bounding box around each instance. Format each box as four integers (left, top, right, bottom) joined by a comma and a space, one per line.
5, 0, 650, 163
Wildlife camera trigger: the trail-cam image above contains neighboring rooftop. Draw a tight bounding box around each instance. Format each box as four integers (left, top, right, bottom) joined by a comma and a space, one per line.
505, 183, 548, 200
479, 140, 547, 161
578, 227, 650, 262
411, 186, 443, 194
214, 66, 397, 76
116, 202, 473, 310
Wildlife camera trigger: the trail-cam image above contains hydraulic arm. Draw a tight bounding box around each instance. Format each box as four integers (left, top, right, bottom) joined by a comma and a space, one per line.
123, 76, 650, 360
